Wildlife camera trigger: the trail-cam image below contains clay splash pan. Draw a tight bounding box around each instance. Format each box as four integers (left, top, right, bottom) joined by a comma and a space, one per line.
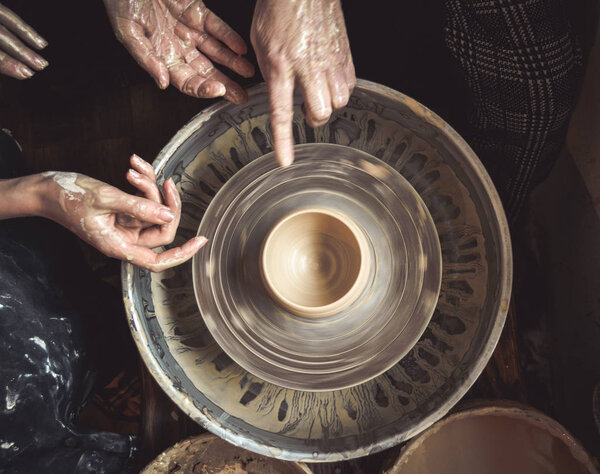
122, 80, 512, 462
192, 143, 442, 392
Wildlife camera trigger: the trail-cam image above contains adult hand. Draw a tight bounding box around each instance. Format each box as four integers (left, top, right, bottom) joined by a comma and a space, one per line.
251, 0, 355, 166
0, 4, 48, 79
42, 155, 205, 272
104, 0, 254, 103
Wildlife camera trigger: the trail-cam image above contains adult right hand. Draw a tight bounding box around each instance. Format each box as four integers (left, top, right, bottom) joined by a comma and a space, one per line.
251, 0, 355, 166
0, 4, 48, 79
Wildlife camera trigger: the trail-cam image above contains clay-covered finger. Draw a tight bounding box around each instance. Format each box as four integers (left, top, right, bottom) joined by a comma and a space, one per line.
186, 52, 245, 101
299, 72, 332, 128
0, 4, 47, 50
327, 69, 350, 109
137, 178, 182, 247
122, 236, 207, 272
127, 169, 162, 203
170, 1, 247, 56
196, 35, 254, 78
0, 24, 47, 71
169, 61, 224, 98
267, 60, 295, 167
173, 54, 247, 103
0, 50, 33, 79
130, 154, 156, 180
209, 69, 247, 104
202, 10, 247, 56
158, 177, 181, 239
117, 18, 169, 89
344, 58, 356, 94
110, 192, 175, 225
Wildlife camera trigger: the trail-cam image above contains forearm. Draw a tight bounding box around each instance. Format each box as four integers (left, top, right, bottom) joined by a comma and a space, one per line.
0, 173, 53, 219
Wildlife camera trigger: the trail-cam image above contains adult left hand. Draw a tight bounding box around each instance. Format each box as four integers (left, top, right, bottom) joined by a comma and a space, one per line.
104, 0, 254, 103
42, 154, 206, 272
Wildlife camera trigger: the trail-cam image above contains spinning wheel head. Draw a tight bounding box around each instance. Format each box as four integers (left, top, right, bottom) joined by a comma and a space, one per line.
193, 143, 442, 391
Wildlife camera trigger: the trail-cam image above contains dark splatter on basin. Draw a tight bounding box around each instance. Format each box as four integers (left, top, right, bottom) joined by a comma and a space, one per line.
122, 80, 512, 462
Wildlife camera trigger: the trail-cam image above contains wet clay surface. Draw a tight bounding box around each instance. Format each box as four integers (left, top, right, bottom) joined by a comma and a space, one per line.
124, 82, 511, 461
192, 143, 441, 391
142, 434, 308, 474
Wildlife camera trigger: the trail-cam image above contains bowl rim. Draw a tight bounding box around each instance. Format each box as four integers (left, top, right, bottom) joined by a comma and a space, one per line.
121, 79, 513, 462
390, 400, 600, 473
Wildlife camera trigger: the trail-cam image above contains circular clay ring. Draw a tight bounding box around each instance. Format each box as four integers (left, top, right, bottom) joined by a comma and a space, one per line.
260, 207, 371, 318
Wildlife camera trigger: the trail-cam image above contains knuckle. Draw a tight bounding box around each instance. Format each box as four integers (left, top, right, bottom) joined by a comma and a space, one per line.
309, 105, 332, 123
159, 230, 176, 246
265, 48, 288, 70
97, 186, 115, 200
333, 92, 349, 109
196, 32, 209, 44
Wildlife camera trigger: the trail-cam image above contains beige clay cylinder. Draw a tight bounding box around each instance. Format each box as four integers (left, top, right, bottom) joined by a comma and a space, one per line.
261, 207, 370, 318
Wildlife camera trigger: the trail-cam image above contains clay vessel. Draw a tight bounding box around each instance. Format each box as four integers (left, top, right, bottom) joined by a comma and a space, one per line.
387, 402, 599, 474
261, 207, 371, 318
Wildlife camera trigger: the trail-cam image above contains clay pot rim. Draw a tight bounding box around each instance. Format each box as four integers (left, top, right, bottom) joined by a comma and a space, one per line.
389, 400, 600, 474
260, 206, 371, 319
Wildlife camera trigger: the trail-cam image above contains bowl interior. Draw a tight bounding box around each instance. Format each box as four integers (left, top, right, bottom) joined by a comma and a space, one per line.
262, 207, 367, 317
393, 406, 598, 474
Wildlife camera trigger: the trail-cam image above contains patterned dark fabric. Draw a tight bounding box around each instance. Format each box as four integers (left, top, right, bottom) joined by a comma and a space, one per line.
444, 0, 584, 221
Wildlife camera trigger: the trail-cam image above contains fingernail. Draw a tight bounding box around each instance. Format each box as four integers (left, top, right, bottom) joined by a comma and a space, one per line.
159, 208, 175, 222
158, 74, 169, 90
132, 154, 142, 164
196, 236, 208, 246
200, 83, 226, 97
129, 169, 141, 179
35, 57, 48, 70
20, 66, 34, 78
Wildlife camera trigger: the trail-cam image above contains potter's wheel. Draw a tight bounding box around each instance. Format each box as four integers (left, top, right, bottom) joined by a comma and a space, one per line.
193, 144, 441, 391
123, 81, 512, 462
